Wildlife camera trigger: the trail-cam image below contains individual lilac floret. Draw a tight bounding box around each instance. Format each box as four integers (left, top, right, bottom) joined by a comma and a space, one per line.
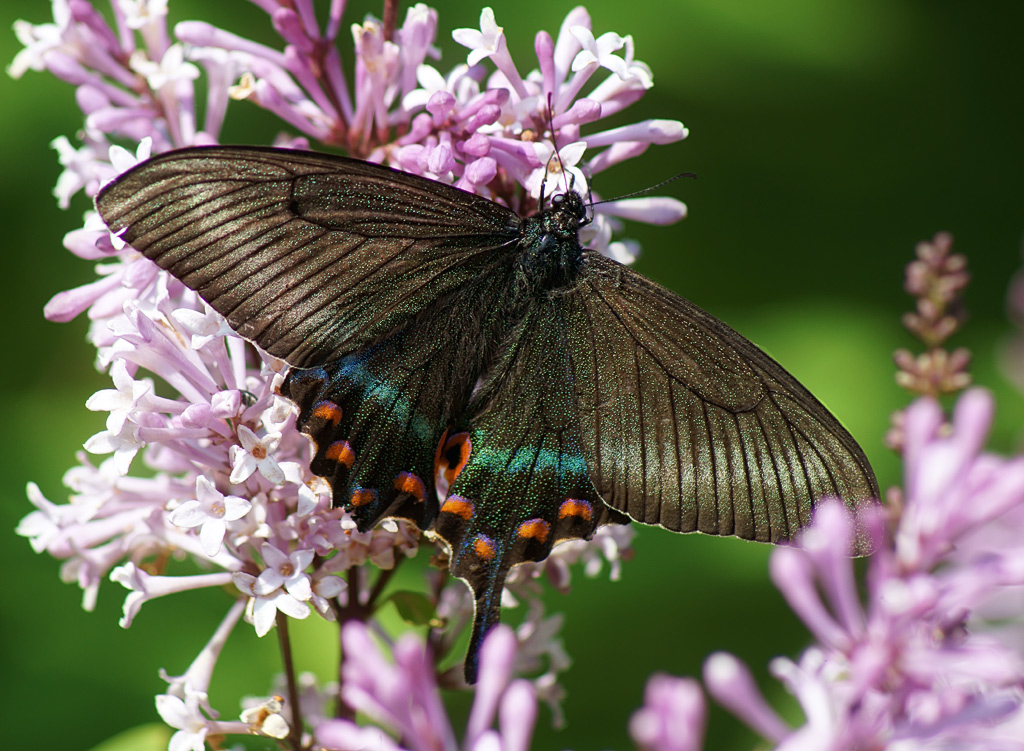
230, 425, 287, 485
705, 388, 1024, 750
168, 476, 252, 556
629, 674, 706, 751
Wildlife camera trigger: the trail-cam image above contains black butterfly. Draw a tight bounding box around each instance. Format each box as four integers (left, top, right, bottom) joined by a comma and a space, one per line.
95, 146, 878, 682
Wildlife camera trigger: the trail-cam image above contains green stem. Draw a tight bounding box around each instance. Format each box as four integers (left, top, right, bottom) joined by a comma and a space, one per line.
276, 611, 307, 750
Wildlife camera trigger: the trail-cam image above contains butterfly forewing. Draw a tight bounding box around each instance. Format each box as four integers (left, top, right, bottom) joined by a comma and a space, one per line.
95, 146, 520, 368
569, 251, 878, 547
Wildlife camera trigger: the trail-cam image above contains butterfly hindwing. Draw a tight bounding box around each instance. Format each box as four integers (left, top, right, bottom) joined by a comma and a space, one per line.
281, 260, 529, 531
282, 342, 443, 530
568, 251, 879, 547
434, 299, 622, 682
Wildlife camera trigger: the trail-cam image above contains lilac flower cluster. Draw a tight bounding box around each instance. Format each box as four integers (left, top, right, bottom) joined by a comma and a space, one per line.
23, 2, 1024, 750
11, 0, 686, 260
315, 622, 706, 751
11, 0, 689, 747
705, 387, 1024, 749
893, 231, 971, 402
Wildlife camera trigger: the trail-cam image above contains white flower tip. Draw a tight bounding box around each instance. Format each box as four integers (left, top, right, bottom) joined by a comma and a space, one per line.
703, 651, 744, 687
648, 119, 688, 144
110, 563, 136, 589
260, 713, 290, 739
108, 226, 128, 250
569, 25, 596, 46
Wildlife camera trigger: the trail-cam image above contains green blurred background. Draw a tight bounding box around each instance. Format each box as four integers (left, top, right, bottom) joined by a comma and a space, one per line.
2, 1, 1023, 749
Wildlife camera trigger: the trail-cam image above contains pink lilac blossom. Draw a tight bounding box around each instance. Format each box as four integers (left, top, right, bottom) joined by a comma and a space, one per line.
629, 674, 706, 751
317, 622, 707, 751
704, 388, 1024, 750
12, 0, 675, 746
21, 2, 1020, 750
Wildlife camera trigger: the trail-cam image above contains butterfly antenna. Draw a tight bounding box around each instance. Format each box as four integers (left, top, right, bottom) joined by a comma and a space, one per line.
590, 172, 696, 206
543, 94, 575, 200
579, 177, 596, 228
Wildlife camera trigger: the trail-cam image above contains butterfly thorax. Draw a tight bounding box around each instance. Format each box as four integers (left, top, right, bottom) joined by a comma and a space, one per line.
515, 190, 587, 290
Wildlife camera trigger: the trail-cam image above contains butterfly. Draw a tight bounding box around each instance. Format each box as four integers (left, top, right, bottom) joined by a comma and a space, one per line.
95, 146, 878, 683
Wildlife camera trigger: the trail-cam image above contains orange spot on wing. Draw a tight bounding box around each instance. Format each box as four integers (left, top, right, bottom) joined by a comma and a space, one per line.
350, 488, 376, 507
312, 401, 343, 426
394, 472, 426, 503
440, 495, 474, 520
435, 432, 472, 488
325, 441, 355, 467
473, 534, 496, 561
558, 499, 593, 522
516, 518, 551, 543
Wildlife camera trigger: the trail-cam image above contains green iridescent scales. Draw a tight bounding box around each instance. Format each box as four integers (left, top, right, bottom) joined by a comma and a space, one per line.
96, 146, 879, 683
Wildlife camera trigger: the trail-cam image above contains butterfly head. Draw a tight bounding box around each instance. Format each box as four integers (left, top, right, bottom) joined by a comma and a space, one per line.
541, 189, 589, 240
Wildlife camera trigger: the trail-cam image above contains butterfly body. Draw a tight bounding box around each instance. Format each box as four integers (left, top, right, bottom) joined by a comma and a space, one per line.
96, 146, 878, 683
514, 190, 587, 286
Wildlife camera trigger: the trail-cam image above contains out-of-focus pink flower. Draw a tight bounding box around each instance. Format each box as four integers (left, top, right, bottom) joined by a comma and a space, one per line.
15, 0, 688, 746
706, 388, 1024, 750
630, 674, 706, 751
316, 622, 539, 751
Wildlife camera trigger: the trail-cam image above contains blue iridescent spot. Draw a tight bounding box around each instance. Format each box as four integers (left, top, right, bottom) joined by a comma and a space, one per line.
332, 353, 432, 442
472, 442, 588, 478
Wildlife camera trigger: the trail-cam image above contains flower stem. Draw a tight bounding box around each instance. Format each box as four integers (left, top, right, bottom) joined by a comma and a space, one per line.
275, 611, 306, 750
383, 0, 399, 42
367, 557, 404, 610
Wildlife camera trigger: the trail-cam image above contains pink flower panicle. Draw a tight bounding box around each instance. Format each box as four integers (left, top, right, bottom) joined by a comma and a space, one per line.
706, 387, 1024, 749
902, 231, 970, 350
13, 0, 675, 746
892, 232, 971, 398
888, 232, 972, 451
